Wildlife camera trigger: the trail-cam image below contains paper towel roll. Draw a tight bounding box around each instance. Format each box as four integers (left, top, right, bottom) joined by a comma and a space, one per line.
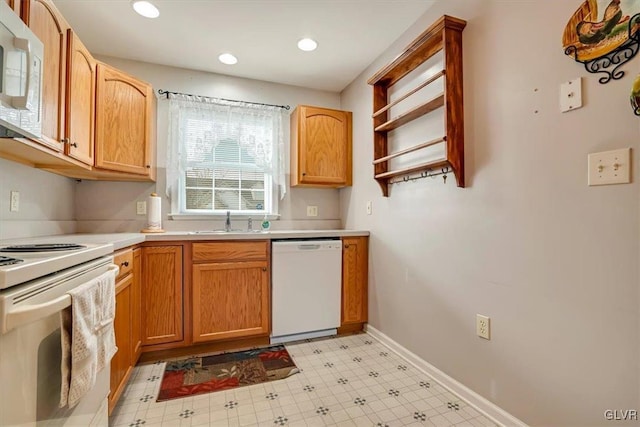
141, 193, 165, 233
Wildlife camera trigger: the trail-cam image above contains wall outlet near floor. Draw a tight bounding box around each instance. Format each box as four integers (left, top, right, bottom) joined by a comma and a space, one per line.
9, 191, 19, 212
366, 200, 372, 215
136, 201, 147, 215
306, 205, 318, 217
476, 314, 491, 340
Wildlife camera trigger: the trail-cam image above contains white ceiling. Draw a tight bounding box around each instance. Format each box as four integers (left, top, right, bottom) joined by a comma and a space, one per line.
52, 0, 434, 92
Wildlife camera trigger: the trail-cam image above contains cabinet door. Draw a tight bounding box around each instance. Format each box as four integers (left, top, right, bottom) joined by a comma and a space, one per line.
294, 106, 352, 186
141, 246, 183, 346
131, 248, 142, 363
6, 0, 21, 15
109, 274, 132, 414
95, 64, 153, 176
192, 261, 269, 343
341, 237, 368, 325
65, 30, 95, 166
25, 0, 69, 152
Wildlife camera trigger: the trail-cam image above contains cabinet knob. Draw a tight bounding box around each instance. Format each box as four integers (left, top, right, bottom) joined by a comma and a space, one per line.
344, 244, 349, 248
120, 261, 129, 267
70, 142, 78, 148
146, 165, 151, 169
61, 138, 70, 144
262, 267, 267, 272
302, 172, 306, 176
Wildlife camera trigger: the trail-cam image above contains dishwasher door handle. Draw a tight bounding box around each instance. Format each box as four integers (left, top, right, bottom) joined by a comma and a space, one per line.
297, 244, 321, 250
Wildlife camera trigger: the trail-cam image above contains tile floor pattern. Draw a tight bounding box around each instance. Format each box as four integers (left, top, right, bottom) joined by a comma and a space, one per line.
110, 334, 499, 427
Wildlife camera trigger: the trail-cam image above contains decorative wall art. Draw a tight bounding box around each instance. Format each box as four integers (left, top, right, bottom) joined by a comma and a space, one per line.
563, 0, 640, 83
631, 74, 640, 115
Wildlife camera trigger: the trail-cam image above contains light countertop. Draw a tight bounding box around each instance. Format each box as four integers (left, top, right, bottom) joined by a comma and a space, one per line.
0, 230, 369, 251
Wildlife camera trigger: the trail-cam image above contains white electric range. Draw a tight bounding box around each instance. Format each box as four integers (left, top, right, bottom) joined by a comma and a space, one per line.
0, 242, 114, 289
0, 241, 116, 427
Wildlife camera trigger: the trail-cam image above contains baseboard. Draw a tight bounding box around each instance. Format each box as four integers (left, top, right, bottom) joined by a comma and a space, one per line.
365, 324, 528, 427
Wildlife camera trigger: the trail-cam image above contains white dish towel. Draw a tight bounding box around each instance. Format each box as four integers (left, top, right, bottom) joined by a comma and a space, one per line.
59, 265, 119, 408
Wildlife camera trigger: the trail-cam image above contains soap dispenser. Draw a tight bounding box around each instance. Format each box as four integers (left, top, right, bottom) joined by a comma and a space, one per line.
261, 214, 271, 231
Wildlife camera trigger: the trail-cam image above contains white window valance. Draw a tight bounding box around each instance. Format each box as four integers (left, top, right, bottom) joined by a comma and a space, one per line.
166, 93, 286, 215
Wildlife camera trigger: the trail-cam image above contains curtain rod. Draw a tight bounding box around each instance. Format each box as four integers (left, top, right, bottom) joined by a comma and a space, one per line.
157, 89, 291, 110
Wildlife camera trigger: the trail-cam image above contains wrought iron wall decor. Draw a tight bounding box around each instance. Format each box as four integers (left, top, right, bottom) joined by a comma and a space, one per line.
631, 74, 640, 115
562, 0, 640, 84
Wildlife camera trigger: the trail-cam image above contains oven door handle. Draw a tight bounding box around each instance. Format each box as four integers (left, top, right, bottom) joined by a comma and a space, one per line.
3, 264, 119, 333
4, 294, 71, 333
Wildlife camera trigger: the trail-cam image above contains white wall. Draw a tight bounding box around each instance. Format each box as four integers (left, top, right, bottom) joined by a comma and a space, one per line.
0, 158, 76, 239
340, 1, 640, 426
76, 57, 343, 233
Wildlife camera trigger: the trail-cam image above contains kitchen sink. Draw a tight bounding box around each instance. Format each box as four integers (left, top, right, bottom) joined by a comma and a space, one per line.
187, 230, 269, 235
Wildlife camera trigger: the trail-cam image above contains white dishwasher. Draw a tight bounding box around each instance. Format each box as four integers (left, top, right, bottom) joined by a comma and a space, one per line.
271, 239, 342, 344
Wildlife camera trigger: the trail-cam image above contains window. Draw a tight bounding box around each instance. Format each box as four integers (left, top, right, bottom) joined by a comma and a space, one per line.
167, 94, 286, 216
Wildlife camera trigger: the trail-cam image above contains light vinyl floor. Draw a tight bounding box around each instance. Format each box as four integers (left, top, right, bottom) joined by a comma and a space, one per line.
109, 333, 498, 427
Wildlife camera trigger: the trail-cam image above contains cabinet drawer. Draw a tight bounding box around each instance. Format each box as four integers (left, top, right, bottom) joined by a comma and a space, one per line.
114, 249, 133, 280
193, 241, 268, 262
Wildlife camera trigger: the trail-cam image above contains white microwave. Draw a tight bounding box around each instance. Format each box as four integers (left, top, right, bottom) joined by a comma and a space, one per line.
0, 1, 43, 140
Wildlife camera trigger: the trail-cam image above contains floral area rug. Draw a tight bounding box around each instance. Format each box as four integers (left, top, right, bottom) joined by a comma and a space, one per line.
156, 345, 299, 401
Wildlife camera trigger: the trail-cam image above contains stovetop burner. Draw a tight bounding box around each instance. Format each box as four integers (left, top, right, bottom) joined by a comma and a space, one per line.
0, 256, 23, 266
0, 243, 87, 253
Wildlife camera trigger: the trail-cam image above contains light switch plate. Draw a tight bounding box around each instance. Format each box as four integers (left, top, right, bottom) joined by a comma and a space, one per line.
588, 148, 631, 186
560, 77, 582, 113
306, 205, 318, 217
366, 201, 372, 215
136, 201, 147, 215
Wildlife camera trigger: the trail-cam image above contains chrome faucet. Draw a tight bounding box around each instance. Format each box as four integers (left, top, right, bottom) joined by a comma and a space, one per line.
225, 211, 231, 232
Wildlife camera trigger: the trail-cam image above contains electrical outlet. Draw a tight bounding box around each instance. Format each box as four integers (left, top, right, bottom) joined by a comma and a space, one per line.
366, 201, 372, 215
306, 205, 318, 217
476, 314, 491, 340
10, 191, 19, 212
136, 201, 147, 215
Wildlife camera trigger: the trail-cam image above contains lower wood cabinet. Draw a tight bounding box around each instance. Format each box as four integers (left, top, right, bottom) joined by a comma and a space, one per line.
130, 237, 367, 360
341, 236, 369, 326
109, 247, 140, 414
141, 246, 183, 346
192, 242, 270, 343
131, 248, 142, 361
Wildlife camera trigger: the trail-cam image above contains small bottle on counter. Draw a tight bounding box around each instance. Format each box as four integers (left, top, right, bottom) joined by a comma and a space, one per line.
261, 214, 271, 231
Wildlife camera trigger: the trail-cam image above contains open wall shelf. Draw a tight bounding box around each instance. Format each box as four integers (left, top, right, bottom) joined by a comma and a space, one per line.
367, 15, 466, 197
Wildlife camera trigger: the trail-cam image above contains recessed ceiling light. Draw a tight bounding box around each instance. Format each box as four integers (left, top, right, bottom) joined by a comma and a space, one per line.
218, 53, 238, 65
131, 0, 160, 18
297, 38, 318, 52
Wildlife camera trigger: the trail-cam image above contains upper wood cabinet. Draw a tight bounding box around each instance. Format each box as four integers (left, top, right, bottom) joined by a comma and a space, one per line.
95, 63, 155, 177
191, 241, 270, 343
290, 105, 352, 187
6, 0, 21, 15
23, 0, 69, 152
341, 236, 368, 326
65, 30, 95, 166
141, 246, 183, 346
